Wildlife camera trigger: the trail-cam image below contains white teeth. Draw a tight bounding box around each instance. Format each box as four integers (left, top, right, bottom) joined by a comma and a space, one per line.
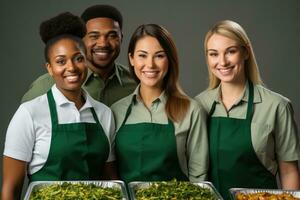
142, 71, 158, 78
94, 52, 108, 56
217, 67, 234, 76
219, 68, 231, 72
144, 71, 157, 74
65, 75, 79, 82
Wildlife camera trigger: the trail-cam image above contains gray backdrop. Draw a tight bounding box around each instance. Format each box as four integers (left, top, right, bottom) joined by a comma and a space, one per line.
1, 0, 300, 195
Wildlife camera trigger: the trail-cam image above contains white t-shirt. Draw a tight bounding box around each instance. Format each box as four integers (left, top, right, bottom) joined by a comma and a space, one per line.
4, 85, 115, 175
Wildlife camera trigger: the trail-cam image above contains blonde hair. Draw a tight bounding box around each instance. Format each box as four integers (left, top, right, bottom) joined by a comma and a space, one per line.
204, 20, 263, 89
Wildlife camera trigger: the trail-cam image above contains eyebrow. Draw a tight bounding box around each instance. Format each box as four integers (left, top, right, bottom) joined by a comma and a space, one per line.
54, 51, 82, 58
207, 45, 239, 52
87, 30, 119, 35
54, 55, 66, 59
136, 50, 166, 54
87, 31, 99, 35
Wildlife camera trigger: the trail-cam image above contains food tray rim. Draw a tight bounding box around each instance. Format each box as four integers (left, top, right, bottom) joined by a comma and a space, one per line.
229, 187, 300, 200
128, 180, 223, 200
24, 180, 128, 200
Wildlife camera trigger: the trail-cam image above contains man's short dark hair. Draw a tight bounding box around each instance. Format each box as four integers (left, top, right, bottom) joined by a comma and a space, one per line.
81, 5, 123, 30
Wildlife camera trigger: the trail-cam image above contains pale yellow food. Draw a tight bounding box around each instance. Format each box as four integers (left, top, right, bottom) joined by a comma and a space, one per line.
235, 192, 300, 200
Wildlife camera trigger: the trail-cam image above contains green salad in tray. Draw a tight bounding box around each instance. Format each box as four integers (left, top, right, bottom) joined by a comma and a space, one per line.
134, 179, 217, 200
29, 182, 122, 200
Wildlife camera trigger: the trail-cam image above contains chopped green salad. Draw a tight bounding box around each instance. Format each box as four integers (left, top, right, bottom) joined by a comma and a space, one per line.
135, 179, 217, 200
29, 182, 122, 200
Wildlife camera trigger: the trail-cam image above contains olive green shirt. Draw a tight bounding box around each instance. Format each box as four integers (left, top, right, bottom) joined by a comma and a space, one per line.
195, 82, 300, 175
21, 63, 137, 107
111, 86, 209, 181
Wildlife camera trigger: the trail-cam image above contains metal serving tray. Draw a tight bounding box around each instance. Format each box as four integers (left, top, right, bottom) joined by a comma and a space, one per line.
128, 181, 223, 200
229, 188, 300, 200
24, 180, 129, 200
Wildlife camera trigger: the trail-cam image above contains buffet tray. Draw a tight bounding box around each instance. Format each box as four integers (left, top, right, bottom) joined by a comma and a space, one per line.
24, 180, 129, 200
128, 181, 223, 200
229, 188, 300, 200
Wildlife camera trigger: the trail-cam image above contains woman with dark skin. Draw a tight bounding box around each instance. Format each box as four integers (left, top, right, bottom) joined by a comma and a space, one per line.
2, 12, 117, 200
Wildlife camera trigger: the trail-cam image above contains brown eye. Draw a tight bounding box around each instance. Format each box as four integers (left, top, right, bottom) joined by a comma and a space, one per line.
75, 55, 85, 62
107, 32, 119, 39
138, 54, 146, 58
209, 53, 218, 57
228, 49, 237, 54
156, 54, 166, 59
56, 59, 65, 65
89, 34, 99, 40
226, 47, 239, 55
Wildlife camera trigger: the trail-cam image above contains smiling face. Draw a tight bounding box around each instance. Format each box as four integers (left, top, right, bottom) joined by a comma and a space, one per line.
83, 17, 122, 74
206, 33, 248, 85
129, 36, 169, 90
46, 38, 87, 96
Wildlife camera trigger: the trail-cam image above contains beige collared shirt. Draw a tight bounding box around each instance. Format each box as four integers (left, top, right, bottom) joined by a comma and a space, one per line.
111, 85, 209, 181
195, 82, 300, 175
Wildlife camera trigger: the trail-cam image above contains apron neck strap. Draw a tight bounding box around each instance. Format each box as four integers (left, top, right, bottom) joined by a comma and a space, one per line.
246, 80, 254, 121
209, 101, 217, 116
90, 107, 101, 125
47, 90, 59, 126
208, 80, 254, 120
122, 102, 133, 126
47, 89, 101, 126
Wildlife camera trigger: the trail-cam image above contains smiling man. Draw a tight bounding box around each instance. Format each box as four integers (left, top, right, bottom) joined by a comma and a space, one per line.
21, 5, 136, 106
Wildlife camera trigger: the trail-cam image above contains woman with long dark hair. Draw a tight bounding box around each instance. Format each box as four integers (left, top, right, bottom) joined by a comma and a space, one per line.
112, 24, 208, 183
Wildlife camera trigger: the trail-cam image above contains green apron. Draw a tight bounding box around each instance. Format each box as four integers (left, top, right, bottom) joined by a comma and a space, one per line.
29, 90, 109, 182
208, 81, 277, 200
116, 103, 188, 183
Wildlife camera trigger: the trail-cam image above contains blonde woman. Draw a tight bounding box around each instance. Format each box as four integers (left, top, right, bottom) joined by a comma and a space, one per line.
195, 20, 300, 199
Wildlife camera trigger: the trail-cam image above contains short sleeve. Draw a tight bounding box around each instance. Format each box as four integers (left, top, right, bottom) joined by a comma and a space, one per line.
4, 104, 35, 162
275, 101, 300, 161
187, 103, 209, 181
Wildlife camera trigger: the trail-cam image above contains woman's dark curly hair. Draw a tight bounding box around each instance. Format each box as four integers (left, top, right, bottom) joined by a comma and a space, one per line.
39, 12, 87, 62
